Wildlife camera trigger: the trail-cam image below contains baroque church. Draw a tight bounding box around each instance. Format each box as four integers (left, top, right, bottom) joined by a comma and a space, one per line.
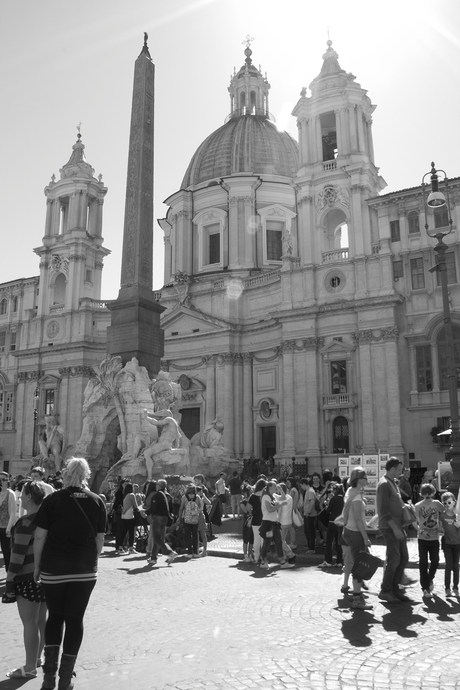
1, 40, 460, 477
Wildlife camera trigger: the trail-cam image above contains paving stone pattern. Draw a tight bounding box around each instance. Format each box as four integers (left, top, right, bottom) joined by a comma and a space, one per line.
1, 522, 457, 690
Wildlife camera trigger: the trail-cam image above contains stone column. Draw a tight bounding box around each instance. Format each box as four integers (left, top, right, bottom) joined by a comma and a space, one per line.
233, 354, 243, 456
223, 354, 234, 453
305, 338, 321, 455
357, 107, 366, 153
349, 106, 358, 152
44, 199, 53, 237
315, 116, 322, 163
79, 190, 88, 229
281, 341, 296, 455
242, 353, 253, 457
384, 331, 404, 454
205, 356, 216, 425
354, 332, 375, 451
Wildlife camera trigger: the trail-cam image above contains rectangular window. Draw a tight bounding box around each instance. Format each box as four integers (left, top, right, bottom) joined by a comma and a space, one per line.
85, 269, 92, 283
45, 389, 55, 416
331, 360, 347, 394
0, 331, 5, 353
416, 345, 432, 392
10, 331, 16, 351
5, 392, 13, 422
208, 232, 220, 265
408, 212, 420, 234
393, 260, 403, 279
410, 257, 425, 289
180, 407, 201, 440
436, 251, 457, 286
390, 220, 400, 242
434, 208, 449, 229
266, 220, 283, 261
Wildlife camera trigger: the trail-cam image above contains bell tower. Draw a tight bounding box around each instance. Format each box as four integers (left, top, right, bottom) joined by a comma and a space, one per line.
292, 41, 386, 268
34, 132, 110, 317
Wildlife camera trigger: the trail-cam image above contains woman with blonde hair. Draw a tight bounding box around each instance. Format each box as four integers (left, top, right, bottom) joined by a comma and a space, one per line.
34, 457, 106, 690
5, 480, 47, 679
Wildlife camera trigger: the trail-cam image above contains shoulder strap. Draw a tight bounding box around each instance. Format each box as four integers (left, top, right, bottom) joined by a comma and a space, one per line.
67, 489, 97, 537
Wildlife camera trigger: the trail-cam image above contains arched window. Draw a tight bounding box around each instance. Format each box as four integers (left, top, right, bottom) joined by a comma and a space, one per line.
53, 273, 66, 305
0, 299, 7, 315
240, 92, 246, 113
333, 416, 349, 453
437, 325, 460, 390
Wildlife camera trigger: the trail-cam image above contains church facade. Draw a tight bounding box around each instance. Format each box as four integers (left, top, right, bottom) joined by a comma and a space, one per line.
2, 41, 460, 476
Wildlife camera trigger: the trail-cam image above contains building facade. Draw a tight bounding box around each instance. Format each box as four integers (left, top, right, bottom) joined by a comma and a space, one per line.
0, 135, 111, 475
2, 41, 460, 476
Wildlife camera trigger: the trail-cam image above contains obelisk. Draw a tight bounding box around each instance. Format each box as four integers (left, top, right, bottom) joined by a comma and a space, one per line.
107, 33, 164, 376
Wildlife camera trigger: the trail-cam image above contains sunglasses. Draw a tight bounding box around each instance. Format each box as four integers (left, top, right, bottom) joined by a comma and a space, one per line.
443, 499, 455, 504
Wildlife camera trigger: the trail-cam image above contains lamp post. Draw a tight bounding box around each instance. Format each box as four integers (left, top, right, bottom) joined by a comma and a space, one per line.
422, 162, 460, 496
32, 387, 39, 457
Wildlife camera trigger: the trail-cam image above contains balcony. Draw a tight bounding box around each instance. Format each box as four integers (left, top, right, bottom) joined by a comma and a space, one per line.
322, 393, 355, 408
323, 159, 337, 172
322, 248, 349, 264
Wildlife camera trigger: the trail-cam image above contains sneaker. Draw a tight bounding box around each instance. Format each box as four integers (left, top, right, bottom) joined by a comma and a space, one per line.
184, 554, 193, 559
192, 553, 200, 559
335, 562, 344, 568
445, 588, 453, 597
318, 561, 333, 568
340, 585, 350, 595
200, 551, 207, 558
378, 592, 401, 604
165, 552, 178, 565
453, 588, 459, 596
401, 575, 417, 586
305, 549, 316, 554
259, 561, 270, 569
288, 556, 296, 564
422, 589, 433, 598
148, 559, 157, 566
280, 561, 295, 569
351, 595, 373, 610
243, 555, 251, 562
128, 548, 137, 554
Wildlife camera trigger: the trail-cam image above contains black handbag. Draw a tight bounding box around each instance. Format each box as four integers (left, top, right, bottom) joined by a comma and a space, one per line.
351, 550, 383, 581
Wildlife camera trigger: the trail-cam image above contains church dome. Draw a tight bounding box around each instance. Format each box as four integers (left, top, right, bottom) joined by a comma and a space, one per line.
181, 115, 299, 188
181, 44, 299, 188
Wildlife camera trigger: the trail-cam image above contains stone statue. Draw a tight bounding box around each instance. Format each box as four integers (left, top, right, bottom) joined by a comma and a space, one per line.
142, 409, 182, 480
150, 370, 181, 418
38, 415, 65, 472
199, 416, 225, 448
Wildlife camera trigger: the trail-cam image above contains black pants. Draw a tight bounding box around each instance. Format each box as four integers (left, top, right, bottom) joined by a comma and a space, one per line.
116, 518, 135, 549
42, 580, 96, 656
184, 522, 199, 555
0, 527, 11, 571
418, 538, 439, 591
443, 541, 460, 589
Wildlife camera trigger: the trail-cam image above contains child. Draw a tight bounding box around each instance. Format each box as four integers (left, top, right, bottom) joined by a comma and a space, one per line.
414, 483, 444, 598
240, 488, 254, 562
440, 492, 460, 597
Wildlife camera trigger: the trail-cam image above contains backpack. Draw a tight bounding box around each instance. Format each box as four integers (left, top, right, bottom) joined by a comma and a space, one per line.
184, 497, 200, 524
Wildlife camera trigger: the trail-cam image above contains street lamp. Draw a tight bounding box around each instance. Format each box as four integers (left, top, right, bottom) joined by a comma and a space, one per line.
422, 162, 460, 495
32, 387, 39, 457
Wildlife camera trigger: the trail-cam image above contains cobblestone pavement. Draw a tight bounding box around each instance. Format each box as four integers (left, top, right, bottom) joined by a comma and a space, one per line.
1, 529, 459, 690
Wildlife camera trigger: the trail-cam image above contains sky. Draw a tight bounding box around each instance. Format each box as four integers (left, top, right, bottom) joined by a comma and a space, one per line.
1, 0, 459, 298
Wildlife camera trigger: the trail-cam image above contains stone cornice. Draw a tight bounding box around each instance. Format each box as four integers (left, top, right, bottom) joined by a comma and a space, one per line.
352, 325, 398, 343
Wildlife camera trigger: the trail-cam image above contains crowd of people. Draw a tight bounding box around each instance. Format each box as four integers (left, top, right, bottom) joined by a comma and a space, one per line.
2, 456, 460, 684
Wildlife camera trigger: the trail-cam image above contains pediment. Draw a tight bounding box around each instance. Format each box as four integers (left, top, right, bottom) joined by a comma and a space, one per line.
320, 339, 355, 356
161, 306, 230, 337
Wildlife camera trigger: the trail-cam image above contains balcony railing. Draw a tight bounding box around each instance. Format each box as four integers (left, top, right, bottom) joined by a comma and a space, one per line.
322, 248, 349, 264
322, 393, 353, 407
323, 160, 337, 171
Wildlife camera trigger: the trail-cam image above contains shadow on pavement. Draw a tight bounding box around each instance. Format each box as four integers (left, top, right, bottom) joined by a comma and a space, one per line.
381, 607, 426, 637
341, 609, 379, 647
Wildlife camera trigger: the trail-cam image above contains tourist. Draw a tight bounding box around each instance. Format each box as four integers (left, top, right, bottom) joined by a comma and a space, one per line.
178, 484, 202, 558
215, 472, 229, 518
299, 477, 317, 554
195, 486, 211, 556
240, 486, 254, 562
319, 482, 344, 568
229, 471, 242, 519
277, 482, 295, 564
148, 479, 178, 566
376, 457, 411, 604
414, 483, 444, 598
285, 476, 300, 549
342, 468, 373, 610
0, 471, 16, 571
398, 467, 412, 503
248, 479, 265, 565
33, 457, 106, 690
115, 482, 138, 555
4, 480, 47, 680
259, 481, 294, 569
29, 467, 55, 497
440, 492, 460, 597
143, 480, 157, 559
